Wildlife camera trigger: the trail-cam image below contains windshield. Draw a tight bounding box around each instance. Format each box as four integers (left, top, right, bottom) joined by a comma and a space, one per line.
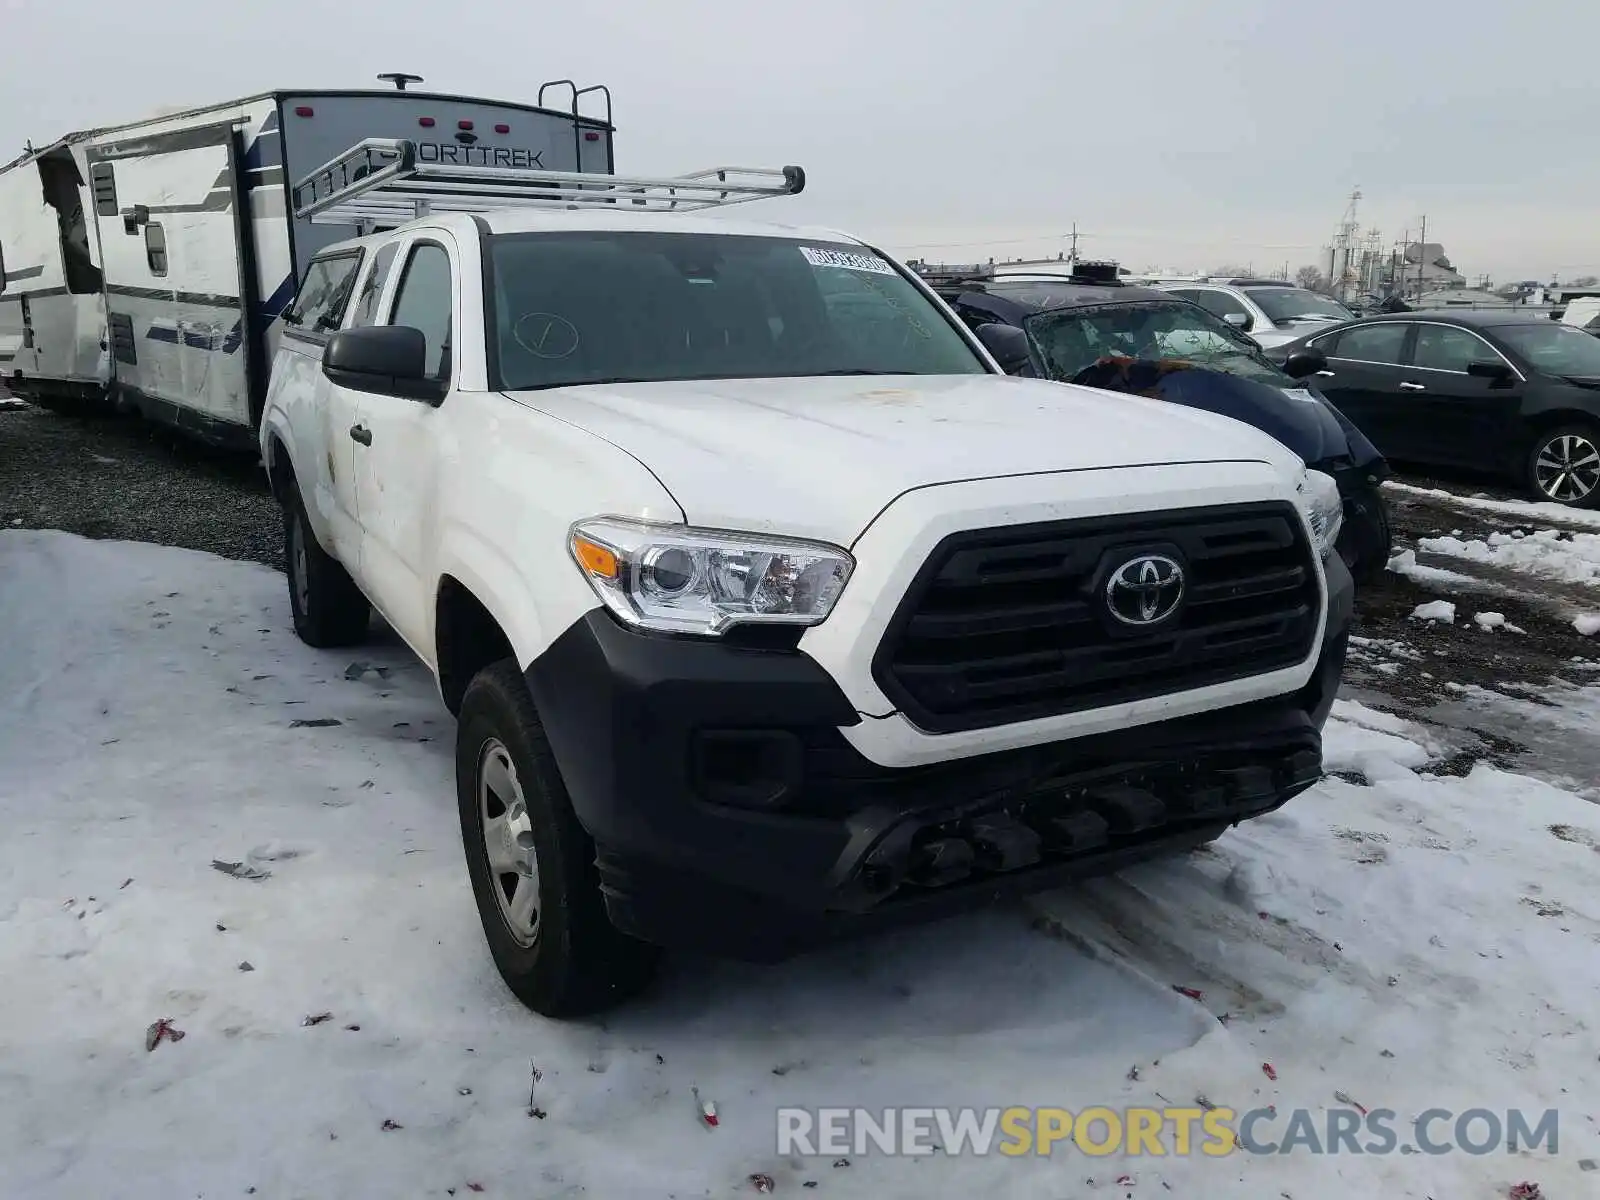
1245, 287, 1353, 323
1493, 321, 1600, 377
485, 232, 986, 390
1022, 300, 1295, 387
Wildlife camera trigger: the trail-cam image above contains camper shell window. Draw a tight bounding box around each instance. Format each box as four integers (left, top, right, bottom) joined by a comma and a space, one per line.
144, 223, 168, 277
284, 251, 366, 338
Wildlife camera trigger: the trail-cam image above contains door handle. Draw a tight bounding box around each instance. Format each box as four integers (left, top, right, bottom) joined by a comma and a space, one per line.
1398, 381, 1425, 391
349, 423, 372, 445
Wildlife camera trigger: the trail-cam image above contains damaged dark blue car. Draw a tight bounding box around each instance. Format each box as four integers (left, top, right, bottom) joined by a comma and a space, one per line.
936, 268, 1394, 584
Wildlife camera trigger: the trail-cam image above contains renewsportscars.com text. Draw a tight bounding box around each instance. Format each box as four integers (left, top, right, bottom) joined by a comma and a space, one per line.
776, 1106, 1560, 1158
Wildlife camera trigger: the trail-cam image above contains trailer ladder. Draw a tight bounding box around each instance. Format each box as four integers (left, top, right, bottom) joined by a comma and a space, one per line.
291, 139, 805, 227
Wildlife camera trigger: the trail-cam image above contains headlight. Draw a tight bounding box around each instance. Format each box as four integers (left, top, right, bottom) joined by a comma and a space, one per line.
1295, 469, 1344, 558
568, 518, 854, 636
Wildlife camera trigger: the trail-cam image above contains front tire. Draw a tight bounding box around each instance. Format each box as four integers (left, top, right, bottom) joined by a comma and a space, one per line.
456, 660, 658, 1017
284, 490, 370, 647
1338, 480, 1393, 586
1526, 424, 1600, 507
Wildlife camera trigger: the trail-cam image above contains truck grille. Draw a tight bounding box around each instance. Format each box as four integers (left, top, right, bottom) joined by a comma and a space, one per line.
872, 502, 1321, 734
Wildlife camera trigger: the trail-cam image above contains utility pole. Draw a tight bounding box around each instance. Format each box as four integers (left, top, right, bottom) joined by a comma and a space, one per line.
1067, 222, 1080, 267
1416, 214, 1427, 299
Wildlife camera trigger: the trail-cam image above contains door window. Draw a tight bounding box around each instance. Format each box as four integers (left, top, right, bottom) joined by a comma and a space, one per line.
386, 243, 453, 381
349, 243, 399, 328
1412, 324, 1498, 373
1186, 289, 1253, 329
285, 253, 364, 335
953, 302, 998, 333
1332, 322, 1408, 365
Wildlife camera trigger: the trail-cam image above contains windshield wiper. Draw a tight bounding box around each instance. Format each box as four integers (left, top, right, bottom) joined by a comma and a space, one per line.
808, 368, 904, 376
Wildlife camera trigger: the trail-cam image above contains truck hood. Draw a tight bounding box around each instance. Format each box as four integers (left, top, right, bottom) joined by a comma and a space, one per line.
504, 374, 1301, 546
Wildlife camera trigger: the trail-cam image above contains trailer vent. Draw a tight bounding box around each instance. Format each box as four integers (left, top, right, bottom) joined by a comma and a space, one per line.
107, 313, 137, 365
90, 162, 118, 218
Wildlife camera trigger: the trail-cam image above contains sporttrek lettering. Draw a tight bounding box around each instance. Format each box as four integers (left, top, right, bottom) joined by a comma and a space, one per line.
416, 143, 548, 169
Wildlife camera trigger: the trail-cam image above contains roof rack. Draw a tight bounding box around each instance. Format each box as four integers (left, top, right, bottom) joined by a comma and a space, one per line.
291, 138, 806, 227
989, 268, 1128, 287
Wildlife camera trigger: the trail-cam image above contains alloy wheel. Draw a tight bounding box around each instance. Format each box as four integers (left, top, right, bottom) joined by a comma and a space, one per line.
477, 738, 541, 945
1533, 432, 1600, 503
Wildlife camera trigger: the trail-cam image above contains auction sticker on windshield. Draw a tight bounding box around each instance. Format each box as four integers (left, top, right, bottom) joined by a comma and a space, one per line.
800, 246, 896, 275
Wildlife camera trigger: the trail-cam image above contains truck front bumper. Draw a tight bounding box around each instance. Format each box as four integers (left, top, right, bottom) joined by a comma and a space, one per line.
526, 553, 1353, 961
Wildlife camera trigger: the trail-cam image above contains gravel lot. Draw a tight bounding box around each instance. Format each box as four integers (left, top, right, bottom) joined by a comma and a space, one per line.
0, 401, 281, 570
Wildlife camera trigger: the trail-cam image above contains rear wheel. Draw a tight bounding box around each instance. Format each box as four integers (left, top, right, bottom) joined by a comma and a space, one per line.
284, 490, 370, 647
456, 660, 658, 1017
1526, 424, 1600, 507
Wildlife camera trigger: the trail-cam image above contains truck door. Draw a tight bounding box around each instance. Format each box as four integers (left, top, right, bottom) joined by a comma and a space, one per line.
85, 121, 264, 441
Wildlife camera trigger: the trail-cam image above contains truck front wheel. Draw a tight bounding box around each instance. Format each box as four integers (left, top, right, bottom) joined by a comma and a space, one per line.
455, 660, 659, 1017
284, 491, 370, 647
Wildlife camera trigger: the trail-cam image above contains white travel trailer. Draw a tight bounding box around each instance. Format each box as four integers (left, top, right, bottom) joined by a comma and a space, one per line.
0, 76, 614, 446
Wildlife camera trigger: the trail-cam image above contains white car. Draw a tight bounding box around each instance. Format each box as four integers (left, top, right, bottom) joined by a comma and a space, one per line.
1148, 279, 1355, 350
259, 156, 1353, 1017
1561, 297, 1600, 336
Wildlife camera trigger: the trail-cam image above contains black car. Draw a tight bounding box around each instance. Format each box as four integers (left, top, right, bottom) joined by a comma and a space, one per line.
1274, 312, 1600, 507
938, 269, 1394, 582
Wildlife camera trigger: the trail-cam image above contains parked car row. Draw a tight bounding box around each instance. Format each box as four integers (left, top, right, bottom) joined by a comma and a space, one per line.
954, 266, 1598, 510
934, 269, 1395, 579
1273, 312, 1600, 507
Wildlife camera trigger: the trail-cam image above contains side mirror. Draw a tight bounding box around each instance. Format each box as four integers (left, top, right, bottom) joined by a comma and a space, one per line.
1223, 311, 1251, 329
1282, 348, 1329, 380
975, 322, 1034, 375
1466, 359, 1513, 383
322, 326, 442, 401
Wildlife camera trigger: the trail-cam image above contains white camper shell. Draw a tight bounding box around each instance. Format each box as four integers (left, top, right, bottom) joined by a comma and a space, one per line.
0, 79, 614, 446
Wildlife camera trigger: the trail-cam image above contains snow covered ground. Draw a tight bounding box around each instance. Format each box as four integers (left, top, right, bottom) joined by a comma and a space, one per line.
3, 529, 1599, 1199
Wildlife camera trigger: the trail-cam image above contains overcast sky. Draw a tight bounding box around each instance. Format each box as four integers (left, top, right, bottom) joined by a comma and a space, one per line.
6, 0, 1597, 282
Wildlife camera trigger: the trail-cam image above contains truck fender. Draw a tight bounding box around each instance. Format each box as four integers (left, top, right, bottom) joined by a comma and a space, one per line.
432, 527, 548, 673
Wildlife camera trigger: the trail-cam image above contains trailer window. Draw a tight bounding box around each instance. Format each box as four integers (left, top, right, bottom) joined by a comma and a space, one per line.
144, 223, 168, 277
349, 243, 399, 328
285, 253, 364, 336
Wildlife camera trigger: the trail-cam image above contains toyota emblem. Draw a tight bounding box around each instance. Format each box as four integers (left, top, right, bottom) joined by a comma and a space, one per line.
1105, 554, 1185, 626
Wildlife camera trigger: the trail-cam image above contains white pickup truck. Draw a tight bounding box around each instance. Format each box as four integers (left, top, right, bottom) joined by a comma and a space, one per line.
259, 157, 1353, 1017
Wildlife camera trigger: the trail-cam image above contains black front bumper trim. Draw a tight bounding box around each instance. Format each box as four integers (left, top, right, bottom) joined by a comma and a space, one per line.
525, 554, 1352, 963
